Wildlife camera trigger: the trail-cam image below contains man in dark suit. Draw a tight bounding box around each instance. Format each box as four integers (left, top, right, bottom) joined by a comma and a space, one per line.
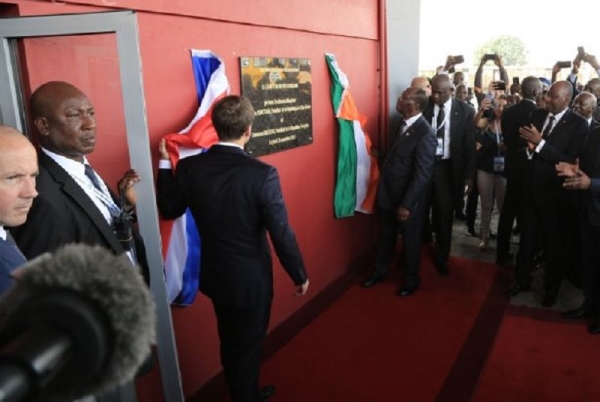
508, 81, 588, 307
361, 87, 436, 295
11, 82, 147, 278
422, 74, 476, 275
9, 81, 150, 401
0, 126, 37, 294
157, 95, 309, 402
557, 126, 600, 333
572, 92, 600, 129
496, 77, 542, 265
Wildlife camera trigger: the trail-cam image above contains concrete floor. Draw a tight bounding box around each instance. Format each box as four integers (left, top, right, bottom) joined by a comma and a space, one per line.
450, 207, 583, 312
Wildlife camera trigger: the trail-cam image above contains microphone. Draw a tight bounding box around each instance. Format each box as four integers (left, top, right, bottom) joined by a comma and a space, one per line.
0, 244, 156, 402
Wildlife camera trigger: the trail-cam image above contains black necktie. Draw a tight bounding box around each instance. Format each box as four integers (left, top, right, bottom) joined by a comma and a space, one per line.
542, 115, 555, 139
84, 164, 103, 192
436, 105, 445, 138
398, 120, 406, 135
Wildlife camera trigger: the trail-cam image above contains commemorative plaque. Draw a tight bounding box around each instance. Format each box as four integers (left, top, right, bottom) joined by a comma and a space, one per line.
240, 57, 313, 156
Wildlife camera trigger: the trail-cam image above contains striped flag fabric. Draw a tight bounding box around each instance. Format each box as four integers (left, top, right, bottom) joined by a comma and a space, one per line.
325, 53, 380, 218
161, 50, 229, 305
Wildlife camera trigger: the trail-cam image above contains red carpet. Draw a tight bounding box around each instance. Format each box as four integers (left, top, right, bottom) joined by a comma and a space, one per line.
198, 255, 600, 401
259, 256, 498, 401
472, 311, 600, 402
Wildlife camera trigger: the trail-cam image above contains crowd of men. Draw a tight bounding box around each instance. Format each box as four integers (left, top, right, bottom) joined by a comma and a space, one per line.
362, 50, 600, 336
2, 49, 600, 401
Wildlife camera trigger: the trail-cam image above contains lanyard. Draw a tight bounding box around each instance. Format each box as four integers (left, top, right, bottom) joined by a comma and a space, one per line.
432, 107, 448, 131
71, 171, 121, 217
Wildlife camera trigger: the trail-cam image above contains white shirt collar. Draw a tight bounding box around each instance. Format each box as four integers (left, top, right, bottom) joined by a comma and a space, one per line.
443, 97, 452, 110
0, 226, 6, 241
549, 108, 567, 123
435, 97, 452, 110
42, 147, 90, 177
404, 113, 422, 128
217, 141, 244, 150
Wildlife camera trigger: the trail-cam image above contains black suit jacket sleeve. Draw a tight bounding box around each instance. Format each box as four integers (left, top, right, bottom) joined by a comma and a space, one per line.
259, 167, 307, 286
156, 168, 187, 220
402, 130, 437, 211
536, 113, 587, 164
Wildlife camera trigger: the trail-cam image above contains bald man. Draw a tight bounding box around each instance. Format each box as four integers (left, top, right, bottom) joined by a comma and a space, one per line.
509, 81, 589, 307
11, 81, 147, 273
572, 92, 599, 129
410, 76, 432, 96
496, 77, 542, 266
0, 126, 38, 293
422, 74, 476, 275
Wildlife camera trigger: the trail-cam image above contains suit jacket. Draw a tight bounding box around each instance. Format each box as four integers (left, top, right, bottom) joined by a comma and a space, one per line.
377, 116, 437, 212
0, 232, 27, 294
501, 98, 537, 179
423, 97, 476, 206
579, 127, 600, 226
10, 152, 149, 283
157, 144, 307, 309
527, 108, 588, 201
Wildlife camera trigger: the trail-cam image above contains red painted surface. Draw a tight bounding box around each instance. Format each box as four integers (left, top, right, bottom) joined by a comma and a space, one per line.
5, 0, 385, 399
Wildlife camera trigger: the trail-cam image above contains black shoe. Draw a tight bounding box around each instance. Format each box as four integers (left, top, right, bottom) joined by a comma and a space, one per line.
435, 262, 449, 276
259, 385, 276, 401
563, 306, 590, 320
362, 273, 385, 288
506, 282, 530, 297
542, 292, 558, 308
466, 226, 477, 237
397, 280, 421, 297
495, 253, 514, 266
588, 319, 600, 335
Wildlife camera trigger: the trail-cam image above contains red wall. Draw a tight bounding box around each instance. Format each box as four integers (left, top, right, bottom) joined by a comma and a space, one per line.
6, 0, 384, 399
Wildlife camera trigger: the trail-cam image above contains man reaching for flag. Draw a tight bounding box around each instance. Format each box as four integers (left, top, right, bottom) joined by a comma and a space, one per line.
159, 50, 229, 305
156, 95, 309, 402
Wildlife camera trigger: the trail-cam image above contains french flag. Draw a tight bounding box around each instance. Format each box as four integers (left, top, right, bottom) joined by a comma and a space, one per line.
161, 50, 229, 305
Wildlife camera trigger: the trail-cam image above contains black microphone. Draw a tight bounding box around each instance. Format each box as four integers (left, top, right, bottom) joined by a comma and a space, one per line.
0, 244, 156, 402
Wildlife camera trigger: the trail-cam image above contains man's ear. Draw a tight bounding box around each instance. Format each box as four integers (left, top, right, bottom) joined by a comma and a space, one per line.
33, 117, 50, 137
243, 125, 252, 141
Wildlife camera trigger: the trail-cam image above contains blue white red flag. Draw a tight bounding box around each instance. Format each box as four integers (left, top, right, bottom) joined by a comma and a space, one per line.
161, 50, 229, 305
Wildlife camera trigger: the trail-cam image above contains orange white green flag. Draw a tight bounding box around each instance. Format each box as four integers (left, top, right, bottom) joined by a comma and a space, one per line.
325, 53, 379, 218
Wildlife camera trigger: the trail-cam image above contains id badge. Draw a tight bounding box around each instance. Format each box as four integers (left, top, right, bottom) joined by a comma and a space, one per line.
494, 156, 505, 173
436, 138, 444, 157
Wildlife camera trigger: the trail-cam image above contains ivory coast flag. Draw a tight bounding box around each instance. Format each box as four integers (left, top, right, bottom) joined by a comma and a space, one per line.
325, 53, 379, 218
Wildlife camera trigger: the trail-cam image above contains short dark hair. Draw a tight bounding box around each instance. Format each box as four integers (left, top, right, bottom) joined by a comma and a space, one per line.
211, 95, 255, 141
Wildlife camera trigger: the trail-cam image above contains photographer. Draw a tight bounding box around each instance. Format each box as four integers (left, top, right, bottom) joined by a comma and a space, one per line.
473, 95, 508, 251
474, 54, 510, 106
